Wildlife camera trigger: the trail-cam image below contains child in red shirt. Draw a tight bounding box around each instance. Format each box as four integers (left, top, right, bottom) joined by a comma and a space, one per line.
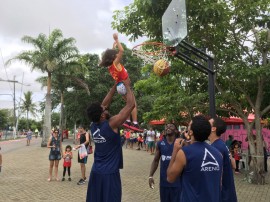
62, 145, 73, 181
232, 142, 241, 173
99, 33, 141, 131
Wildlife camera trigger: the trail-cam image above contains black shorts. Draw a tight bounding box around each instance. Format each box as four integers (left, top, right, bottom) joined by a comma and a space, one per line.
78, 153, 88, 164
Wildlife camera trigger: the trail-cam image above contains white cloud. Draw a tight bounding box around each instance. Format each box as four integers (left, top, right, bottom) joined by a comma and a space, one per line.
0, 0, 143, 110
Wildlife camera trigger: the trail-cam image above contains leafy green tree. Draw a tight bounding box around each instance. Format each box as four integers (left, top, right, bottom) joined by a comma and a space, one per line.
0, 109, 9, 129
112, 0, 270, 184
18, 118, 42, 132
20, 91, 37, 129
36, 58, 90, 137
51, 112, 60, 128
7, 29, 79, 147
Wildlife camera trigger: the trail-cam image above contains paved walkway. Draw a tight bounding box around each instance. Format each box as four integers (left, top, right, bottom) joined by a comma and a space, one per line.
0, 137, 269, 202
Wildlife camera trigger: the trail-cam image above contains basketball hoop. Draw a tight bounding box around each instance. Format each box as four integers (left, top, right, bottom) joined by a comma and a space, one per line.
132, 42, 175, 65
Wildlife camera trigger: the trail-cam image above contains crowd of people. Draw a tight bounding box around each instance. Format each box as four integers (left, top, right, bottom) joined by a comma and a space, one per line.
120, 127, 158, 153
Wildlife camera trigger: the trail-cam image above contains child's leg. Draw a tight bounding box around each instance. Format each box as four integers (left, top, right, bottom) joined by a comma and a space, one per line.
131, 105, 138, 123
235, 160, 240, 172
68, 167, 71, 177
63, 166, 67, 177
131, 97, 138, 123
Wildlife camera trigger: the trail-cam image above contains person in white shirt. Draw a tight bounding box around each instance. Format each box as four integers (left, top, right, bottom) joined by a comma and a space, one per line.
147, 128, 156, 155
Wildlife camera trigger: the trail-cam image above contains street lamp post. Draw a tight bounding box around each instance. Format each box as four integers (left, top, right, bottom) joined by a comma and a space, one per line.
0, 77, 30, 138
0, 77, 18, 128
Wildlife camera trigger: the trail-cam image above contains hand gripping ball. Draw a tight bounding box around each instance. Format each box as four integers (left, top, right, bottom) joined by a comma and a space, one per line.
116, 82, 127, 95
153, 59, 170, 77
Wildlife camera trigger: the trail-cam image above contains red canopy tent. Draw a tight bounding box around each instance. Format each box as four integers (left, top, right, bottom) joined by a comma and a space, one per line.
149, 114, 263, 126
223, 114, 256, 125
149, 119, 166, 125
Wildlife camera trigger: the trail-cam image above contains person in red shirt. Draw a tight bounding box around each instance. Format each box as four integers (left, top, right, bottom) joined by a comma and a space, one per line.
136, 134, 144, 150
99, 33, 141, 131
62, 145, 73, 181
232, 142, 241, 173
125, 129, 131, 149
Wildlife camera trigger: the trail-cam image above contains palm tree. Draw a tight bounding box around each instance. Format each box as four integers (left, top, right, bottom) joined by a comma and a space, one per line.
20, 91, 37, 129
36, 60, 90, 140
7, 29, 79, 147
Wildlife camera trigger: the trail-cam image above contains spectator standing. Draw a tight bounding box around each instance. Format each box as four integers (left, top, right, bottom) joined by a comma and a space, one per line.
143, 129, 148, 151
74, 125, 90, 185
26, 129, 33, 146
147, 128, 156, 155
120, 130, 126, 147
47, 130, 62, 181
62, 145, 73, 181
225, 135, 233, 149
136, 134, 144, 150
125, 129, 131, 149
232, 142, 241, 173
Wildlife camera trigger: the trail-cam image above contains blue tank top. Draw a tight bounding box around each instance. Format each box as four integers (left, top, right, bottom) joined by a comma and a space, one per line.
90, 120, 123, 174
181, 142, 223, 202
158, 138, 181, 188
212, 139, 237, 202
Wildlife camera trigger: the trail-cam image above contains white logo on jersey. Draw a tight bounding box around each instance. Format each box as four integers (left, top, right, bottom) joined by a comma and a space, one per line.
200, 148, 220, 172
161, 155, 172, 161
161, 141, 165, 145
92, 128, 106, 143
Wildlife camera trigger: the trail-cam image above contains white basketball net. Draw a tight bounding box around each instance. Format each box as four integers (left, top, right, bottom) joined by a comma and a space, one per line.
132, 43, 170, 66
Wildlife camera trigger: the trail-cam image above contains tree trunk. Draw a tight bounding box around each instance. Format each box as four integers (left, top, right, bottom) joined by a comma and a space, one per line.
60, 91, 64, 141
41, 72, 52, 147
41, 93, 52, 147
247, 116, 266, 184
26, 111, 29, 129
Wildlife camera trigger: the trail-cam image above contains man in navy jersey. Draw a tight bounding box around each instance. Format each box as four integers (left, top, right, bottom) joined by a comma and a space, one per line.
167, 115, 223, 202
149, 123, 181, 202
209, 117, 237, 202
86, 82, 135, 202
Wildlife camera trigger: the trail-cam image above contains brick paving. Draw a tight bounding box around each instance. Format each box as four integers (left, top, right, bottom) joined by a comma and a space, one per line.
0, 137, 269, 202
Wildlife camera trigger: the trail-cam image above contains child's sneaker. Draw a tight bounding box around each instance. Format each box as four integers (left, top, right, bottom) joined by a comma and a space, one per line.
68, 177, 71, 181
123, 120, 131, 128
132, 123, 143, 132
62, 177, 65, 181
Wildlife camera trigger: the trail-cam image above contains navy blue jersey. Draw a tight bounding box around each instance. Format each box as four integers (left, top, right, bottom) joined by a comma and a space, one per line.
212, 139, 237, 202
181, 142, 223, 202
90, 120, 123, 174
158, 139, 181, 188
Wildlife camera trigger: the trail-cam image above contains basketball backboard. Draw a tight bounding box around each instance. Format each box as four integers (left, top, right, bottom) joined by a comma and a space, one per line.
162, 0, 187, 47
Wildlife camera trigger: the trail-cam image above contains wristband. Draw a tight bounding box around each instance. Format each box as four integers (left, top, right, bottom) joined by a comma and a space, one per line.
149, 176, 153, 179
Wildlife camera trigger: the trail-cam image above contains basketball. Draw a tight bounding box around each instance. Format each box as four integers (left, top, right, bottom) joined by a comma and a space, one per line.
153, 59, 170, 77
116, 82, 127, 95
